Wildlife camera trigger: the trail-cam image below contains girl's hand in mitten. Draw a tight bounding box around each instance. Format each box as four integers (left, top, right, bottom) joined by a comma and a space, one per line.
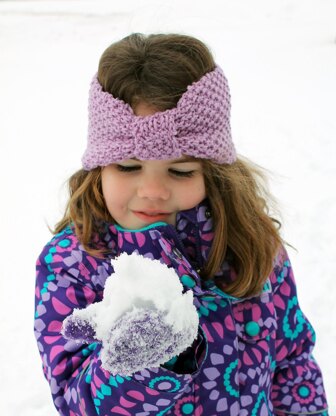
62, 252, 199, 376
101, 306, 196, 376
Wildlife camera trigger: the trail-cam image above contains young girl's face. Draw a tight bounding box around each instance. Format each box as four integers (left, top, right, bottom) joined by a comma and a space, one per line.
101, 157, 206, 229
101, 102, 206, 229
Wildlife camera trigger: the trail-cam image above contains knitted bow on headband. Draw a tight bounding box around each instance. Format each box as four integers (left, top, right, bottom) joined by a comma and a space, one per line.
81, 65, 236, 170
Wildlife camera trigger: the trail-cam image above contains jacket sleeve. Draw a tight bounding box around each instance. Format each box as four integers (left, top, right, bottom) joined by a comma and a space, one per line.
34, 240, 205, 416
271, 247, 329, 415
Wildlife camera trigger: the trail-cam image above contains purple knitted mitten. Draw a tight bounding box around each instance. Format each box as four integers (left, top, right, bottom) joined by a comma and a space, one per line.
101, 307, 195, 376
62, 315, 97, 344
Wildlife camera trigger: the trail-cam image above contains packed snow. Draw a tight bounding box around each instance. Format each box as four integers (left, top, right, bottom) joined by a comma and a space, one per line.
62, 252, 198, 376
0, 0, 335, 414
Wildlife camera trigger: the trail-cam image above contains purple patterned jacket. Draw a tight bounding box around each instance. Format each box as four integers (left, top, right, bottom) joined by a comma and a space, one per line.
34, 200, 328, 415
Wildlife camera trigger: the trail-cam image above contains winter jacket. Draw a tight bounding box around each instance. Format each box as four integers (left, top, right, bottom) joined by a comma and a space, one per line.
34, 200, 329, 415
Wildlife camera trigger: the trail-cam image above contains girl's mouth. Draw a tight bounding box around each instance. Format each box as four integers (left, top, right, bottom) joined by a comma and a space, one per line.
132, 211, 170, 222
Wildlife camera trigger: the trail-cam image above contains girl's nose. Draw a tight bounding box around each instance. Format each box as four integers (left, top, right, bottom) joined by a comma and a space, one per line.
137, 177, 170, 201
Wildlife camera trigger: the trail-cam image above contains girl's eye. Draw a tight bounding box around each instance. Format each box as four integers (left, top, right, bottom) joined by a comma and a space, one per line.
116, 165, 195, 177
116, 165, 141, 172
169, 169, 195, 178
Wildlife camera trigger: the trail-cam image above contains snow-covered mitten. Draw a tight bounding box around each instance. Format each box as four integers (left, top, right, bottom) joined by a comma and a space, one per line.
62, 252, 199, 376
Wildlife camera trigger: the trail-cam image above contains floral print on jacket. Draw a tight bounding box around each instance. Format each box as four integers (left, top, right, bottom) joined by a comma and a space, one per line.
34, 200, 329, 415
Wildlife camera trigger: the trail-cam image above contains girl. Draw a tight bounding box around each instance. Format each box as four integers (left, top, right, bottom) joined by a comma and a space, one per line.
34, 33, 329, 415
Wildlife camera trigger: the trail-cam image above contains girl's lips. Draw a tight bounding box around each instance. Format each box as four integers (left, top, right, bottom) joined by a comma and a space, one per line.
133, 211, 170, 222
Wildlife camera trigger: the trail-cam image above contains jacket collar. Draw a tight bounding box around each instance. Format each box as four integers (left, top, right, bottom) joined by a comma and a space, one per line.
104, 199, 214, 268
175, 199, 214, 270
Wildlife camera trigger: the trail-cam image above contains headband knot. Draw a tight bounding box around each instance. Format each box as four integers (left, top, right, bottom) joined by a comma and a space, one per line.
131, 113, 180, 160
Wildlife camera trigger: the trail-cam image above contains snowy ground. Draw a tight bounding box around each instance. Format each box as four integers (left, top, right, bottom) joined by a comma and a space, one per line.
0, 0, 335, 414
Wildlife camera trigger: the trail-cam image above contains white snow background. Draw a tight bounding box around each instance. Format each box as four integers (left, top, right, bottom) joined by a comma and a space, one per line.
0, 0, 335, 414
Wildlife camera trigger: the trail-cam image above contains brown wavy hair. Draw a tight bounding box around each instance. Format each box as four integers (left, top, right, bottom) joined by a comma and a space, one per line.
54, 33, 284, 298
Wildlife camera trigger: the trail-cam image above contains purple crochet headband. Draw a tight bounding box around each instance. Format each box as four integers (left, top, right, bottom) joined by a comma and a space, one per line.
82, 65, 236, 170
